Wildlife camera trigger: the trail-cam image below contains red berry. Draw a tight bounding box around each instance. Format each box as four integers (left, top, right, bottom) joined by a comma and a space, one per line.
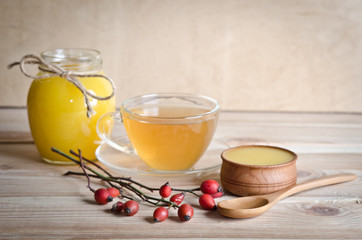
153, 207, 169, 223
178, 204, 194, 222
170, 192, 185, 205
211, 191, 224, 198
159, 182, 172, 198
124, 200, 139, 216
199, 194, 216, 210
94, 188, 113, 205
200, 179, 222, 195
107, 187, 120, 198
111, 201, 124, 213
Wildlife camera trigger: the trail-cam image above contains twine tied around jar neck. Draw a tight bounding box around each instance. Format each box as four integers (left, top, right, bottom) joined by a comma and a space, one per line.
8, 54, 115, 118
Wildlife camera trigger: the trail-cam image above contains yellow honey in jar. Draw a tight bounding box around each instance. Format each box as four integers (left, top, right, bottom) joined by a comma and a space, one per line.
27, 49, 115, 164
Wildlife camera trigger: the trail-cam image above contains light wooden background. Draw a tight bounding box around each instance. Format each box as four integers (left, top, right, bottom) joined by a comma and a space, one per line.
1, 0, 362, 112
0, 109, 361, 239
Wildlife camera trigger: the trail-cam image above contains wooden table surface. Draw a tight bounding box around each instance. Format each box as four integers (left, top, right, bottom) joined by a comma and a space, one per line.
0, 108, 361, 239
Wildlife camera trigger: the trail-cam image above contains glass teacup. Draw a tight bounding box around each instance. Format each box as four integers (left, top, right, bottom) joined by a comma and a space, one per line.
97, 93, 219, 171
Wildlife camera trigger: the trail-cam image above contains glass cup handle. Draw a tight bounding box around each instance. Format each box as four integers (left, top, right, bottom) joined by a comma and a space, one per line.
96, 112, 136, 154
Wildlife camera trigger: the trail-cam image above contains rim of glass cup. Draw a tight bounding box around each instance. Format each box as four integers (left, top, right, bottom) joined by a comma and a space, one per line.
120, 93, 220, 122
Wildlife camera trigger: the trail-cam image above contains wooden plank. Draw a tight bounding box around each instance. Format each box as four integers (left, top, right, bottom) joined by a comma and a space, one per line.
1, 196, 361, 239
0, 131, 33, 143
1, 108, 362, 151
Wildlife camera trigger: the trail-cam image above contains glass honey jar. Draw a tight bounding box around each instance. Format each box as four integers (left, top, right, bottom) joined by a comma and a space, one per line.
25, 48, 115, 164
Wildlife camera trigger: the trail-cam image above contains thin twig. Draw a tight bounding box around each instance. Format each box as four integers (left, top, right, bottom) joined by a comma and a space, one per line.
69, 150, 122, 192
78, 149, 95, 192
70, 149, 114, 177
172, 187, 201, 197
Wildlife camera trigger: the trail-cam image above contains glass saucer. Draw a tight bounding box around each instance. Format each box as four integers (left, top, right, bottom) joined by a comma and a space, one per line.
95, 138, 229, 176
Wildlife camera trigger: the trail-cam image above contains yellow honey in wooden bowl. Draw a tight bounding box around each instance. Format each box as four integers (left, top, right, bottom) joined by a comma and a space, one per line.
222, 145, 295, 166
220, 145, 297, 196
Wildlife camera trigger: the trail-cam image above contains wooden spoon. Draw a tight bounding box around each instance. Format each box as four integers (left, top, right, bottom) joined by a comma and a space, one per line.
217, 173, 357, 218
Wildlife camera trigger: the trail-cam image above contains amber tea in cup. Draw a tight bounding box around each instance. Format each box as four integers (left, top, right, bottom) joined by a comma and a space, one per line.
97, 93, 219, 171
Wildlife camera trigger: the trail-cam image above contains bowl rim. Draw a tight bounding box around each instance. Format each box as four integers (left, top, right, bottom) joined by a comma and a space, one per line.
220, 145, 297, 169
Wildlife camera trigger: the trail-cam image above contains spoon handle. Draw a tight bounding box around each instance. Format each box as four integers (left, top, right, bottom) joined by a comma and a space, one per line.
276, 173, 357, 202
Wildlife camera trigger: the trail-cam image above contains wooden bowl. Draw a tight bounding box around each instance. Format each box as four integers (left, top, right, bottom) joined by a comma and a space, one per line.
220, 145, 297, 196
